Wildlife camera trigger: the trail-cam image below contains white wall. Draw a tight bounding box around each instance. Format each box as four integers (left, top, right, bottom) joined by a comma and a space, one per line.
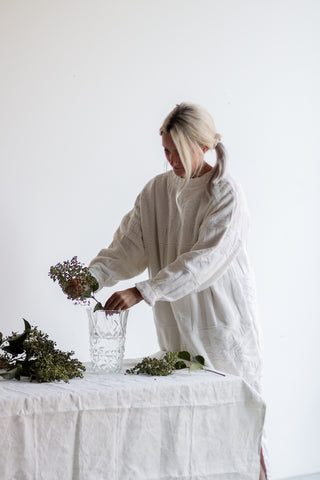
1, 1, 319, 478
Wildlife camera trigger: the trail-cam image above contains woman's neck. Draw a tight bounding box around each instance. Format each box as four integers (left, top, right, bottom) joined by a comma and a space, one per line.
191, 162, 213, 178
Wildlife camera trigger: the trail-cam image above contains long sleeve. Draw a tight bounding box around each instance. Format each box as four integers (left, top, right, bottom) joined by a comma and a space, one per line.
136, 182, 247, 306
89, 195, 148, 288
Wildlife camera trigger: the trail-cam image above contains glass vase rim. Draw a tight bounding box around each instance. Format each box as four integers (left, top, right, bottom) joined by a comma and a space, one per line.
87, 307, 127, 314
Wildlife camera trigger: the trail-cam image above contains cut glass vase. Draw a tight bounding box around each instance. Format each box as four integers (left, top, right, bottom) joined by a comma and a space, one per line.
87, 308, 129, 373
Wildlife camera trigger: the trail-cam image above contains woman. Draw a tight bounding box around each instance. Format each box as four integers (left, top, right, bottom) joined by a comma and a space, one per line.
78, 102, 267, 479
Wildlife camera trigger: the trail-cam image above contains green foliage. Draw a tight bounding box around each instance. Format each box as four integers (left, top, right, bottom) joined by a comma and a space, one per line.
194, 355, 205, 365
177, 350, 191, 362
93, 302, 104, 312
174, 360, 188, 370
0, 319, 85, 383
126, 351, 206, 376
2, 319, 31, 355
49, 256, 101, 308
126, 352, 179, 376
189, 362, 204, 372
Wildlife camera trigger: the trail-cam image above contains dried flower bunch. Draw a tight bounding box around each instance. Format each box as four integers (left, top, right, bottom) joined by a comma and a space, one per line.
0, 319, 85, 383
49, 256, 104, 311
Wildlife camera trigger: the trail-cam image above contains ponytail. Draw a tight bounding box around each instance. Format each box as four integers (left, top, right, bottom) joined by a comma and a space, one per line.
210, 142, 227, 183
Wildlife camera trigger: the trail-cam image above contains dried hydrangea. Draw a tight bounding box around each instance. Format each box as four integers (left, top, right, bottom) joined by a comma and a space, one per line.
0, 319, 85, 383
126, 352, 180, 376
49, 256, 100, 307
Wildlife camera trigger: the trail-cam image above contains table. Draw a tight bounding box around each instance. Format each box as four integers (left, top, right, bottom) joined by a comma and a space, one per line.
0, 361, 265, 480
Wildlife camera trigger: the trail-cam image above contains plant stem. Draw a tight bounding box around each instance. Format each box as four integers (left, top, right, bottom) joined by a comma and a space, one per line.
91, 294, 99, 304
204, 367, 226, 377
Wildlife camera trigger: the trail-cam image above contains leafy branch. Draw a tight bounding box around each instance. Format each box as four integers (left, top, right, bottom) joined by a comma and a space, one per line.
126, 351, 225, 377
0, 319, 85, 383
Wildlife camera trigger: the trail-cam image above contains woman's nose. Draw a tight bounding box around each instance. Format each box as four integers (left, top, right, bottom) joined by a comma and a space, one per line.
171, 152, 180, 166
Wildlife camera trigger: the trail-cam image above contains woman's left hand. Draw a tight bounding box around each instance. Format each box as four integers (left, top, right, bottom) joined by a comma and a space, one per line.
104, 287, 143, 311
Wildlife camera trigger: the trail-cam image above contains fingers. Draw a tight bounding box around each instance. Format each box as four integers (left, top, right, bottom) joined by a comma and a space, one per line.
104, 287, 143, 311
104, 291, 132, 311
104, 292, 123, 311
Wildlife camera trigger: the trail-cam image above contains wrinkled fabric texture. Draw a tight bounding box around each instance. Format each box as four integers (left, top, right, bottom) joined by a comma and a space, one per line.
89, 171, 263, 390
0, 365, 266, 480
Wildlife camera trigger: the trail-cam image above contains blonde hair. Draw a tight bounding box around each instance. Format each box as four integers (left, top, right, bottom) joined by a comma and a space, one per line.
160, 102, 226, 184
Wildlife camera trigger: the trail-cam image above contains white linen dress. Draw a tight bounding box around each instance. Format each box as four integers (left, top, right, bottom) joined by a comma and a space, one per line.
89, 169, 264, 391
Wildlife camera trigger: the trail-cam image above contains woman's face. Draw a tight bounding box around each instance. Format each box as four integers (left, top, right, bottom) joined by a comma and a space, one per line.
162, 132, 205, 177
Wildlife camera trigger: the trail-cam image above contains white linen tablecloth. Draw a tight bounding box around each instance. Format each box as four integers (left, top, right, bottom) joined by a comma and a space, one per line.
0, 361, 265, 480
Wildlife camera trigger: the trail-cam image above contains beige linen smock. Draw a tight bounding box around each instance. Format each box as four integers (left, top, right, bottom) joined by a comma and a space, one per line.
89, 170, 263, 390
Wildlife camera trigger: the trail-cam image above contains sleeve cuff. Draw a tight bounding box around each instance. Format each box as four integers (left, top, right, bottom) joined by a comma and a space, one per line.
135, 280, 158, 307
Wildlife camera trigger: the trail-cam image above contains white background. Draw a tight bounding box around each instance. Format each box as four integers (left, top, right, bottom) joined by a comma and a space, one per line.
0, 1, 319, 478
